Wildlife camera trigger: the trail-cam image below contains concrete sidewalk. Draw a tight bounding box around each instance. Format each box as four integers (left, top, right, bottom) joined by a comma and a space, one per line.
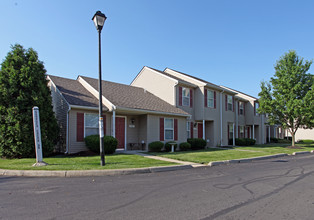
123, 150, 204, 167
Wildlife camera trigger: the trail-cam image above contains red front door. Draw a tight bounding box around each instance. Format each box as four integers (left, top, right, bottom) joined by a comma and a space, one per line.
198, 123, 203, 139
115, 117, 125, 149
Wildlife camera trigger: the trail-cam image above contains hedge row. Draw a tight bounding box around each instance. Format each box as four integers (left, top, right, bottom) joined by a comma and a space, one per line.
148, 138, 205, 152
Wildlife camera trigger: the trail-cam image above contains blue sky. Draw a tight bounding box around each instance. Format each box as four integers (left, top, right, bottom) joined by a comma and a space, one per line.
0, 0, 313, 97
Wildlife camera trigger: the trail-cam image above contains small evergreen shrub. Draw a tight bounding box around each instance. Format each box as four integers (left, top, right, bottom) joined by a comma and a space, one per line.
84, 135, 117, 154
187, 138, 206, 150
164, 142, 177, 152
235, 138, 256, 146
278, 139, 291, 144
148, 141, 164, 152
179, 142, 191, 151
270, 137, 279, 143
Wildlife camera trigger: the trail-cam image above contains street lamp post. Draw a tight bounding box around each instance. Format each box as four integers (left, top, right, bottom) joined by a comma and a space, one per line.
92, 11, 107, 166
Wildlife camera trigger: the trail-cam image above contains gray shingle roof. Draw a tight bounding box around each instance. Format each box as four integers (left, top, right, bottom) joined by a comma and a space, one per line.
48, 75, 106, 109
80, 76, 189, 116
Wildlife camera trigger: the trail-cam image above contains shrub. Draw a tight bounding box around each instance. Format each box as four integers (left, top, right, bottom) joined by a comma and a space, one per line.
148, 141, 164, 152
235, 138, 256, 146
278, 139, 290, 144
179, 142, 191, 151
270, 137, 279, 143
164, 142, 177, 152
84, 135, 117, 154
187, 138, 206, 150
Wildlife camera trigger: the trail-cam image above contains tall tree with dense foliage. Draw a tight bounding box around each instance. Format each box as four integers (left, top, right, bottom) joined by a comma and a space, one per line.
0, 44, 59, 158
258, 50, 314, 146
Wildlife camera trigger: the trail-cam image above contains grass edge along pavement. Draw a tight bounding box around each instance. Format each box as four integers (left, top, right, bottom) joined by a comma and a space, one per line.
147, 143, 314, 164
0, 153, 177, 171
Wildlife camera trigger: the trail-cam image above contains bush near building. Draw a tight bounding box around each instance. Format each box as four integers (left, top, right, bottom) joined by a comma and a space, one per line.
187, 138, 207, 150
84, 135, 117, 154
148, 141, 164, 152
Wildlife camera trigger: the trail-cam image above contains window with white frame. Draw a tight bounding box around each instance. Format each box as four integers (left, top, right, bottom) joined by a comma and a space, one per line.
239, 126, 244, 138
227, 95, 233, 111
85, 113, 99, 137
207, 90, 214, 108
182, 87, 190, 106
165, 118, 174, 140
187, 122, 191, 138
239, 101, 244, 115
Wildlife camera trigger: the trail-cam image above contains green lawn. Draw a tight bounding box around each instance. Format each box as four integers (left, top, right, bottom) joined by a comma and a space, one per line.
0, 154, 176, 170
148, 143, 314, 164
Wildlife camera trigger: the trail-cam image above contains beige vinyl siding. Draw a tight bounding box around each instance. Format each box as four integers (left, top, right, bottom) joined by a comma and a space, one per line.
49, 81, 69, 153
131, 67, 177, 105
295, 128, 314, 141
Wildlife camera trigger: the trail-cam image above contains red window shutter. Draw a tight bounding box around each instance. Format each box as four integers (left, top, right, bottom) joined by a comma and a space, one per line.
238, 126, 240, 138
190, 89, 193, 108
238, 101, 240, 115
198, 124, 203, 139
232, 96, 235, 112
214, 91, 216, 109
160, 118, 164, 141
102, 115, 106, 136
247, 127, 250, 138
179, 87, 182, 106
77, 112, 84, 142
190, 122, 193, 138
227, 124, 230, 139
204, 88, 207, 107
174, 119, 178, 140
225, 95, 227, 111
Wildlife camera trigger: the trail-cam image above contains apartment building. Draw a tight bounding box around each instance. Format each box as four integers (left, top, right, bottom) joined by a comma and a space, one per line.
48, 75, 189, 154
131, 66, 269, 146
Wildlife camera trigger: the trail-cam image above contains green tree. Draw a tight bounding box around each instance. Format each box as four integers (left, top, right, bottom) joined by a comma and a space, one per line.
0, 44, 59, 158
258, 50, 314, 146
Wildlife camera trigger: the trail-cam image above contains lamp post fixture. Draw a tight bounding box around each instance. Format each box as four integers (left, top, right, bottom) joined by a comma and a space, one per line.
92, 10, 107, 166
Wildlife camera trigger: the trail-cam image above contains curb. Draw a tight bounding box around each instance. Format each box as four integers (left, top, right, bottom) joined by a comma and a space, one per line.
208, 153, 290, 166
0, 164, 193, 178
292, 151, 311, 156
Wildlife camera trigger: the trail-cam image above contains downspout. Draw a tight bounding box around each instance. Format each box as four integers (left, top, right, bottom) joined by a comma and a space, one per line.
235, 99, 238, 138
268, 126, 271, 143
220, 90, 224, 146
112, 106, 116, 138
202, 119, 205, 140
232, 123, 235, 146
65, 105, 71, 154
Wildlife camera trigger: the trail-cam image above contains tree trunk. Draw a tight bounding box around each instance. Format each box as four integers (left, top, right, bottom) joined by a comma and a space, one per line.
292, 133, 295, 146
